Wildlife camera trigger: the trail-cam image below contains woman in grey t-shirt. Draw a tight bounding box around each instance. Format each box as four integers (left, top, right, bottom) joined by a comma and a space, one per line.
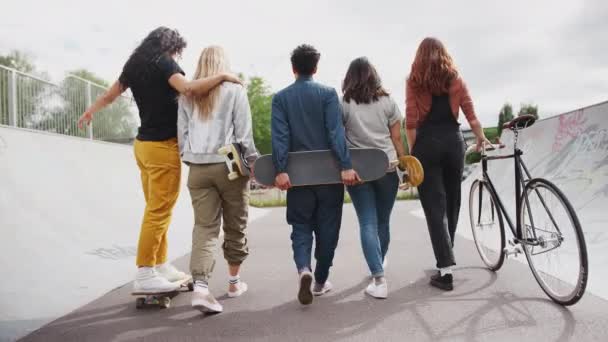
341, 57, 405, 299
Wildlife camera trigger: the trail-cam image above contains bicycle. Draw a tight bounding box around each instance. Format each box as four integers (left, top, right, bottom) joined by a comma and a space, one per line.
467, 114, 588, 306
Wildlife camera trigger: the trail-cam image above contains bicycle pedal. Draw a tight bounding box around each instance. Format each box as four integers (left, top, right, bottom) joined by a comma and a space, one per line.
503, 245, 523, 258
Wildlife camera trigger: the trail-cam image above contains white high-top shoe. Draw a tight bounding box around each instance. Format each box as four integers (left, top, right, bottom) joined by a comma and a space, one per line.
133, 267, 180, 293
156, 263, 189, 282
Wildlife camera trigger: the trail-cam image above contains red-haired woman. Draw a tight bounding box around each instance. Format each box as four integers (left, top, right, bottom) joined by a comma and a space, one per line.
405, 38, 490, 291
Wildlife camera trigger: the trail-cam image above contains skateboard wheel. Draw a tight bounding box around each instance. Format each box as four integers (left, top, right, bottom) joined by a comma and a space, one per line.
218, 146, 229, 155
188, 282, 194, 292
160, 297, 171, 309
228, 171, 239, 181
135, 297, 145, 309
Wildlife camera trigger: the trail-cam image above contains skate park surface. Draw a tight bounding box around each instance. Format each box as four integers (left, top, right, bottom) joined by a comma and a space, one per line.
2, 100, 608, 341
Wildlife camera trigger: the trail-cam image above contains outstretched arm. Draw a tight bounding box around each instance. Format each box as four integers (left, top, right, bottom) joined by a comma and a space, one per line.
78, 80, 126, 129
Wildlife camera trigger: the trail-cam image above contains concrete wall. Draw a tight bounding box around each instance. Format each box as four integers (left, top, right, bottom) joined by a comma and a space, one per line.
458, 101, 608, 300
0, 127, 268, 341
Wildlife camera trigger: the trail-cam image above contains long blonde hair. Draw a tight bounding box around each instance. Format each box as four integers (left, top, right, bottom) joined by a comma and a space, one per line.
192, 46, 230, 120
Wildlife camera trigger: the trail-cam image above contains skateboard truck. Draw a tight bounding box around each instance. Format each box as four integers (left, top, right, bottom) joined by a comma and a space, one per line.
218, 143, 250, 181
393, 156, 424, 189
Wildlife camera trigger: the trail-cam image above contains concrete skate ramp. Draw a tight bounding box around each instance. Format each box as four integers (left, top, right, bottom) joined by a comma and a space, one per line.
459, 100, 608, 300
0, 126, 267, 341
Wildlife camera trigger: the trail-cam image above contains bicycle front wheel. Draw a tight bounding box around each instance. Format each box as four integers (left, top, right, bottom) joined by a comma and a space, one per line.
519, 178, 588, 306
469, 179, 505, 271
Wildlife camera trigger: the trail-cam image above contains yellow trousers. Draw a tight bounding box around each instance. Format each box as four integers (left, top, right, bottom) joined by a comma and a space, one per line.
134, 138, 181, 266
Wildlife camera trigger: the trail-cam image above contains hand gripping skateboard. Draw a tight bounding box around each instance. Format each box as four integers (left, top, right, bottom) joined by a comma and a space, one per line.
218, 143, 250, 181
253, 148, 389, 187
131, 276, 194, 309
392, 156, 424, 190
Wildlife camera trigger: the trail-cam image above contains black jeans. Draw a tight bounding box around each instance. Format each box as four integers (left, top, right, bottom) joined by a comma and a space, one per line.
287, 184, 344, 284
412, 128, 465, 268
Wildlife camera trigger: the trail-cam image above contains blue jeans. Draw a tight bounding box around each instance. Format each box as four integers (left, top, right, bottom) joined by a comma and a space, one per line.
288, 184, 344, 285
347, 172, 399, 277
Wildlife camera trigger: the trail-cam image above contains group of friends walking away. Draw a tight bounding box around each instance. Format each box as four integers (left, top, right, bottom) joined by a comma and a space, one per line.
79, 26, 490, 314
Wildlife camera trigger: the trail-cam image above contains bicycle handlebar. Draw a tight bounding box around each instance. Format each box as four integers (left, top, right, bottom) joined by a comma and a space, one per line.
466, 143, 506, 155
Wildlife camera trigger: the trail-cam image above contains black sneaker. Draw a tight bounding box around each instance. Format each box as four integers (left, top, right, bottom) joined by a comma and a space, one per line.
430, 272, 453, 291
298, 271, 314, 305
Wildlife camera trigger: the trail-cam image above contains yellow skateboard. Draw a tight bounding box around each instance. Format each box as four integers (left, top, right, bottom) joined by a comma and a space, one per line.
392, 156, 424, 189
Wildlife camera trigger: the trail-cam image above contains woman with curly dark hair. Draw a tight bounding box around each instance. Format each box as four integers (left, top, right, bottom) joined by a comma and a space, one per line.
78, 27, 242, 294
405, 37, 490, 291
341, 57, 405, 299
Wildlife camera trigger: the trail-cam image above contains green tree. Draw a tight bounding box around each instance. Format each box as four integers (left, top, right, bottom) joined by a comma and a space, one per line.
0, 50, 51, 126
36, 69, 137, 142
518, 103, 539, 119
247, 76, 273, 154
496, 103, 514, 137
70, 69, 109, 87
69, 69, 137, 142
0, 50, 36, 73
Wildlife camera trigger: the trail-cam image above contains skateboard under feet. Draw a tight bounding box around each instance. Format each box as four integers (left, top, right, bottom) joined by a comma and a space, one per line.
132, 277, 194, 309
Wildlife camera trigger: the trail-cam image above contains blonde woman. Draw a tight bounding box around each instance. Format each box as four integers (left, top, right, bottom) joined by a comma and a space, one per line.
177, 46, 257, 313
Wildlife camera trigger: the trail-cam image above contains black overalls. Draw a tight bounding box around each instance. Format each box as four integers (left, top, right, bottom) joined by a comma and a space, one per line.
412, 94, 466, 268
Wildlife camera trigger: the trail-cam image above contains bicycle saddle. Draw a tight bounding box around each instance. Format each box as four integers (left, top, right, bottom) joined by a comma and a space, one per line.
502, 114, 536, 130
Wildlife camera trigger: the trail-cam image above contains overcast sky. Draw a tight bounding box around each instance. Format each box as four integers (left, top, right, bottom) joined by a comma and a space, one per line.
1, 0, 606, 127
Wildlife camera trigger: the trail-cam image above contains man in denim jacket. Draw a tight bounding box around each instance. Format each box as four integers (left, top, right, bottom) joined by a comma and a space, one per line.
271, 44, 359, 305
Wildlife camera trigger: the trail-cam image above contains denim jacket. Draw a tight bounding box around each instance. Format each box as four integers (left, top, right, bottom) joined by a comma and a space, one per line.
271, 76, 352, 173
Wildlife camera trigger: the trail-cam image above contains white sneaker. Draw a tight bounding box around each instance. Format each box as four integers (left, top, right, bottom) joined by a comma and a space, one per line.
228, 281, 248, 298
156, 263, 189, 282
312, 281, 333, 296
365, 279, 388, 299
133, 267, 180, 293
192, 282, 223, 314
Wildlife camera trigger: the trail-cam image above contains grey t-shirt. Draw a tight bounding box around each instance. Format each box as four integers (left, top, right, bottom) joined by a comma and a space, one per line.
341, 95, 403, 164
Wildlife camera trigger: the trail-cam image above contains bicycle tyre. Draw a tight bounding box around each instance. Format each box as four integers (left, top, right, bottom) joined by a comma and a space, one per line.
519, 178, 588, 306
469, 179, 506, 271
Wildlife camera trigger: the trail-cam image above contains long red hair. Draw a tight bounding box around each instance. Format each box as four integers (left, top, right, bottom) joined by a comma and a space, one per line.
408, 37, 458, 95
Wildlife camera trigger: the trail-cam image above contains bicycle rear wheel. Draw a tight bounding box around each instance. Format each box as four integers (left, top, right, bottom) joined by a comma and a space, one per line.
469, 179, 505, 271
519, 178, 588, 306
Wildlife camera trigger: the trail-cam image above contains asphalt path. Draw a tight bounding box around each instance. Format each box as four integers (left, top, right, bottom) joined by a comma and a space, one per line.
20, 201, 608, 342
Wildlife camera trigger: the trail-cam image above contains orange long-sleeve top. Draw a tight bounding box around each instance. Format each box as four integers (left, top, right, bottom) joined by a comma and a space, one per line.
405, 77, 478, 129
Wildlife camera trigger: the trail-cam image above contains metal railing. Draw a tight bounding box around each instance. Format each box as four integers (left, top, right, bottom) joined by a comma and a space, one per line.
0, 64, 138, 143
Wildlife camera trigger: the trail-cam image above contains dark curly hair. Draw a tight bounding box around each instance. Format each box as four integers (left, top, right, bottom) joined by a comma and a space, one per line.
119, 27, 187, 86
290, 44, 320, 76
342, 57, 389, 104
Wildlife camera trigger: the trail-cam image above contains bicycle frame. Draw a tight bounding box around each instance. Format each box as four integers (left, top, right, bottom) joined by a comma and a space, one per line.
476, 130, 550, 246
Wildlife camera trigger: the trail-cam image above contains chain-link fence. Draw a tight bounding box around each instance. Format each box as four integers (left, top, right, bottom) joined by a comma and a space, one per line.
0, 65, 138, 144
